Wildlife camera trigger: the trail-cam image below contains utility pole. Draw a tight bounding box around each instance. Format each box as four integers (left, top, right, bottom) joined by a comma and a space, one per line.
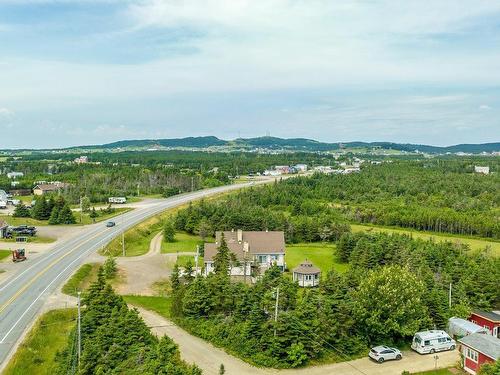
274, 287, 280, 337
195, 245, 199, 274
79, 196, 82, 223
77, 291, 81, 367
449, 283, 452, 309
122, 212, 125, 256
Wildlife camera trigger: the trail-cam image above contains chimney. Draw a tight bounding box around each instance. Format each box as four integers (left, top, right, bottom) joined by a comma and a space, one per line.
237, 229, 243, 243
243, 241, 249, 253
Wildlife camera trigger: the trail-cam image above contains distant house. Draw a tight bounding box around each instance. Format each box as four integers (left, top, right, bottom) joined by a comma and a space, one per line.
74, 155, 88, 164
458, 333, 500, 375
0, 189, 7, 202
469, 311, 500, 338
204, 230, 286, 277
292, 260, 321, 287
33, 182, 69, 196
6, 172, 24, 179
294, 164, 308, 172
474, 166, 490, 175
108, 197, 127, 204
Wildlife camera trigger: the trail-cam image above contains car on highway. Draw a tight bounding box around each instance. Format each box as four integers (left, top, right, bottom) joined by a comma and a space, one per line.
106, 221, 116, 227
369, 346, 402, 363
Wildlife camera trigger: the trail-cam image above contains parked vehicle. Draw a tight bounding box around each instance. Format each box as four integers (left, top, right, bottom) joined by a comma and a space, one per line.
411, 330, 456, 354
0, 201, 6, 209
108, 197, 126, 204
369, 346, 402, 363
12, 249, 27, 262
106, 221, 116, 227
9, 225, 37, 236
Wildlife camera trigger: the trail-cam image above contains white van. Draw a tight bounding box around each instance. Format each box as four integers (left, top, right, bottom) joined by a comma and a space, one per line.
411, 330, 456, 354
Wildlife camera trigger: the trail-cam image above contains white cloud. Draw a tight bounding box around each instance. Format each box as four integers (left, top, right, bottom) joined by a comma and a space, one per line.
479, 104, 491, 110
0, 107, 13, 116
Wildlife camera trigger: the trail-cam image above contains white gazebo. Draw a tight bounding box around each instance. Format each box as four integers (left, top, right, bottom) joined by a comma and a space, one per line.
292, 260, 321, 287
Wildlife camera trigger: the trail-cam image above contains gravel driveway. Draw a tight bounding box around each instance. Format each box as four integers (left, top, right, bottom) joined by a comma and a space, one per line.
137, 307, 459, 375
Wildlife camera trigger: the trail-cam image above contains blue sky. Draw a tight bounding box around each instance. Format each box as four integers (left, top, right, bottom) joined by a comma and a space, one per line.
0, 0, 499, 148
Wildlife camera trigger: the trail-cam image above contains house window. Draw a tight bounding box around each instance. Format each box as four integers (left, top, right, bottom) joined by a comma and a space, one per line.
466, 348, 478, 362
270, 255, 278, 262
257, 255, 267, 264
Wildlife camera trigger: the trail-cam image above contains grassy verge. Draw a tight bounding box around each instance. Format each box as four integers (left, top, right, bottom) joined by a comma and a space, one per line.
409, 369, 455, 375
162, 231, 207, 253
0, 249, 11, 261
1, 236, 56, 244
2, 308, 76, 375
123, 295, 172, 319
0, 215, 48, 226
62, 263, 101, 296
286, 242, 348, 275
75, 207, 133, 225
351, 224, 500, 256
100, 205, 188, 257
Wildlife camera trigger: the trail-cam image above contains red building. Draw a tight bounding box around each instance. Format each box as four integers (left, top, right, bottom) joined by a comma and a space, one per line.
458, 333, 500, 375
469, 310, 500, 338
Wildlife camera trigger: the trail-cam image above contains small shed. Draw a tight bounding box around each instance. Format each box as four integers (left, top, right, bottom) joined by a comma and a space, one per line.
459, 333, 500, 375
448, 317, 488, 338
292, 260, 321, 287
0, 220, 8, 238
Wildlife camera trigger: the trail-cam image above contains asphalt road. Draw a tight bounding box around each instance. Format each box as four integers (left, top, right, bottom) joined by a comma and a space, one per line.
0, 181, 265, 367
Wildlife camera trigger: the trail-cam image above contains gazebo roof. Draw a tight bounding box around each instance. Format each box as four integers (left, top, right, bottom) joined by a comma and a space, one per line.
292, 260, 321, 275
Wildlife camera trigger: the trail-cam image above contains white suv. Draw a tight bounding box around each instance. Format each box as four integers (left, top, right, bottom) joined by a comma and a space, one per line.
369, 346, 403, 363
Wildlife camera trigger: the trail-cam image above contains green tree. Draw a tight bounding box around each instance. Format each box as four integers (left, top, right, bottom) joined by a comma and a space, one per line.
56, 204, 76, 224
163, 221, 176, 242
31, 197, 49, 220
80, 196, 91, 212
213, 233, 230, 276
89, 206, 98, 223
184, 259, 194, 284
103, 256, 117, 279
13, 203, 31, 217
352, 265, 430, 343
478, 360, 500, 375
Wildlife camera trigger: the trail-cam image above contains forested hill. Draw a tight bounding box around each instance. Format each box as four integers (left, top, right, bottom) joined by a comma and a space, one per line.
4, 136, 499, 154
74, 137, 499, 154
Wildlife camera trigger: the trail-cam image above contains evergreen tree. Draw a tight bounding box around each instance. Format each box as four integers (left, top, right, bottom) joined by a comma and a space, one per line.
163, 221, 176, 242
55, 204, 76, 224
213, 233, 230, 276
103, 256, 117, 279
31, 197, 49, 220
89, 206, 98, 223
13, 203, 30, 218
184, 259, 194, 284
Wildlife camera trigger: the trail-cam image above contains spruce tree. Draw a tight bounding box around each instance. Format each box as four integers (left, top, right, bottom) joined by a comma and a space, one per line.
31, 197, 49, 220
13, 203, 31, 218
57, 204, 76, 224
213, 233, 230, 276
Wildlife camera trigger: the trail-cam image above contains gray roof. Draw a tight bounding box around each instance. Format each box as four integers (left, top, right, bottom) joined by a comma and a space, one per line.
473, 310, 500, 323
459, 333, 500, 360
204, 230, 285, 261
292, 260, 321, 275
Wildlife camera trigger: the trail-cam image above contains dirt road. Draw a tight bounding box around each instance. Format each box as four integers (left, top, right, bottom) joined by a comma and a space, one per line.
137, 307, 459, 375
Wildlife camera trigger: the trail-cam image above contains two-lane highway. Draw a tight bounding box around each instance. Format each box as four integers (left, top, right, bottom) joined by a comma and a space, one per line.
0, 181, 267, 367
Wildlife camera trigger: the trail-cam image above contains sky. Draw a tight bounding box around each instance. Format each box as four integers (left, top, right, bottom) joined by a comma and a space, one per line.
0, 0, 500, 148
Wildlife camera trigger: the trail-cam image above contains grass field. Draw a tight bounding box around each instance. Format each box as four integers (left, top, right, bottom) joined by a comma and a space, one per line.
1, 236, 55, 244
123, 295, 172, 319
0, 215, 48, 226
162, 231, 207, 253
285, 242, 348, 274
0, 249, 11, 261
62, 263, 102, 296
351, 224, 500, 256
2, 308, 76, 375
409, 369, 455, 375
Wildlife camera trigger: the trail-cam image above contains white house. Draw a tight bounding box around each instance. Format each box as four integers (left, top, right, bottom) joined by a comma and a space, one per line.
7, 172, 24, 179
474, 166, 490, 175
204, 230, 286, 277
294, 164, 308, 172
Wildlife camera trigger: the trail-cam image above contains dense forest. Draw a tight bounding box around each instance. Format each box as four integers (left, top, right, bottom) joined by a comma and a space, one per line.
171, 232, 500, 368
174, 159, 500, 239
56, 269, 201, 375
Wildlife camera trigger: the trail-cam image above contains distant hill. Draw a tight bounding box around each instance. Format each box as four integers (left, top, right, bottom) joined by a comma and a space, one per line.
3, 136, 499, 154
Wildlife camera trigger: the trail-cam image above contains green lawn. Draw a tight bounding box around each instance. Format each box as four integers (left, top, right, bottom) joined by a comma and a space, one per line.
409, 369, 455, 375
162, 231, 206, 254
0, 215, 48, 226
2, 236, 55, 244
75, 207, 133, 225
3, 308, 76, 375
0, 249, 11, 261
351, 224, 500, 256
286, 242, 348, 274
62, 263, 102, 297
123, 295, 172, 319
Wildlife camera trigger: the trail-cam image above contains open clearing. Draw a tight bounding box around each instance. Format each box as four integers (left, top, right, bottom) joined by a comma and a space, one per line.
286, 243, 348, 274
0, 249, 11, 261
351, 224, 500, 256
2, 308, 76, 375
162, 231, 206, 253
